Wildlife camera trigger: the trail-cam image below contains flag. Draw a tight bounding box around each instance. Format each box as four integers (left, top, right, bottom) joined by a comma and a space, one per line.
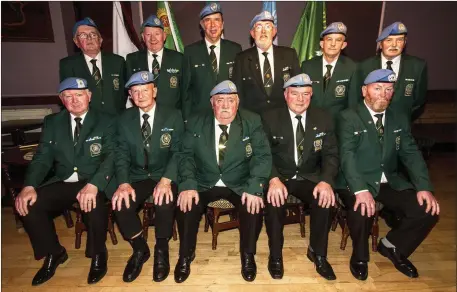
291, 1, 327, 64
262, 1, 278, 45
157, 1, 184, 52
112, 1, 139, 58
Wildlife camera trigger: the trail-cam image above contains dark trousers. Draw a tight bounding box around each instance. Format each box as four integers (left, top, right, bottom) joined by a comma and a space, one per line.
176, 187, 263, 257
22, 181, 107, 260
265, 179, 332, 258
337, 184, 439, 262
114, 179, 176, 241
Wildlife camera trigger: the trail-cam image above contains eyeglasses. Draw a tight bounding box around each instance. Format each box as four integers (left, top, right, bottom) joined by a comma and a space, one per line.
254, 23, 273, 32
77, 32, 99, 40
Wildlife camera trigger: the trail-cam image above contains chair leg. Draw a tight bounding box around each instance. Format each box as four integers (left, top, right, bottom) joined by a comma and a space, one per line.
371, 213, 380, 252
212, 208, 221, 250
340, 220, 350, 250
331, 206, 340, 231
62, 209, 74, 228
298, 204, 306, 238
75, 212, 84, 249
204, 208, 210, 232
2, 166, 24, 232
142, 206, 150, 241
107, 209, 118, 245
172, 220, 178, 241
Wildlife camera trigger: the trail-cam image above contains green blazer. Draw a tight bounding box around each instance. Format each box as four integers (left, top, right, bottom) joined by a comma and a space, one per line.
115, 105, 184, 195
181, 39, 242, 120
59, 52, 127, 115
301, 55, 358, 118
125, 48, 183, 109
335, 103, 433, 197
354, 54, 428, 119
179, 109, 272, 197
24, 109, 117, 194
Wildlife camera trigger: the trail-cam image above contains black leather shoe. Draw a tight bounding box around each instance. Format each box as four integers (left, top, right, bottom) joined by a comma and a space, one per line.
350, 258, 368, 281
32, 248, 68, 286
268, 256, 284, 279
378, 240, 418, 278
88, 252, 108, 284
241, 253, 257, 282
174, 252, 195, 283
123, 249, 151, 282
153, 248, 170, 282
306, 248, 336, 280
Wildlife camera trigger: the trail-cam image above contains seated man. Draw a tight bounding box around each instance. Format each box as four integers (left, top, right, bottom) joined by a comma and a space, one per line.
261, 74, 339, 280
111, 71, 184, 283
15, 78, 116, 285
335, 69, 439, 281
175, 80, 272, 283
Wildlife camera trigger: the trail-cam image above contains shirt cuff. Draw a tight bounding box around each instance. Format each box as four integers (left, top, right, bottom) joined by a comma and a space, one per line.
354, 189, 369, 195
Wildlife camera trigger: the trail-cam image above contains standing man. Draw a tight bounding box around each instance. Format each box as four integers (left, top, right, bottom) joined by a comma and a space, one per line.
233, 11, 300, 115
181, 2, 242, 120
335, 69, 439, 281
126, 15, 183, 109
174, 81, 271, 283
301, 22, 358, 118
261, 74, 339, 280
355, 22, 428, 120
112, 71, 184, 283
60, 17, 126, 115
15, 78, 116, 285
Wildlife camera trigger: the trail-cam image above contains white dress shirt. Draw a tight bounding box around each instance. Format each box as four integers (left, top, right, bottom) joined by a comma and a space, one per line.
214, 119, 231, 187
354, 101, 387, 194
322, 57, 338, 77
64, 111, 88, 182
257, 45, 275, 82
381, 54, 401, 76
139, 105, 156, 132
84, 52, 103, 77
147, 48, 164, 73
205, 38, 221, 72
288, 109, 307, 179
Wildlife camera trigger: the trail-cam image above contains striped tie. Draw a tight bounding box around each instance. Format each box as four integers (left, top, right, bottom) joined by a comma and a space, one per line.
210, 45, 218, 77
141, 114, 152, 169
90, 59, 102, 87
374, 113, 384, 144
262, 52, 273, 96
152, 54, 160, 79
295, 115, 305, 166
218, 125, 229, 167
323, 64, 332, 92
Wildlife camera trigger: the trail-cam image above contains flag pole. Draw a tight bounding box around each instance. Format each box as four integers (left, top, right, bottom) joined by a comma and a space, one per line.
139, 1, 144, 27
377, 1, 386, 51
164, 1, 181, 52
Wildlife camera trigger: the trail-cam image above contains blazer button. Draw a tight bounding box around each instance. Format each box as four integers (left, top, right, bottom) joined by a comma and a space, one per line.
148, 173, 151, 177
381, 164, 384, 167
74, 167, 78, 171
102, 102, 105, 105
375, 181, 379, 185
267, 100, 271, 103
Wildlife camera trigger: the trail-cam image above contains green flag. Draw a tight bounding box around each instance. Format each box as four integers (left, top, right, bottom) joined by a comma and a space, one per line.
157, 1, 184, 52
291, 2, 327, 64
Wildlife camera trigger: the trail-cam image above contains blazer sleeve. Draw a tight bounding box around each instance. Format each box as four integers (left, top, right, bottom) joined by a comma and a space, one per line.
178, 117, 199, 192
162, 111, 185, 183
320, 115, 339, 187
181, 50, 192, 121
290, 49, 301, 76
59, 58, 73, 82
412, 61, 428, 116
232, 54, 245, 107
115, 122, 132, 184
347, 64, 361, 109
119, 58, 128, 112
260, 114, 281, 180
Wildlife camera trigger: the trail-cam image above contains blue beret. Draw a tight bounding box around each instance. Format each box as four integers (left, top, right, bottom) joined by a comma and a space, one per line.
320, 22, 347, 38
73, 17, 98, 37
364, 69, 397, 85
142, 15, 164, 31
210, 80, 238, 96
376, 22, 407, 42
125, 71, 157, 88
200, 2, 222, 19
283, 74, 312, 89
58, 78, 88, 93
250, 11, 275, 29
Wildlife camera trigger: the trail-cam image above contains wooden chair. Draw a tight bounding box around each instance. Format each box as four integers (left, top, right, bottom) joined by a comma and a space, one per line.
142, 200, 178, 241
283, 194, 306, 238
74, 202, 118, 249
204, 199, 239, 250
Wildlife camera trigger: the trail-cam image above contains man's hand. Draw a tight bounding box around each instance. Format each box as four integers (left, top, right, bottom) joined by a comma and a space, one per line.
15, 186, 37, 216
267, 177, 288, 207
354, 191, 376, 217
417, 191, 440, 216
153, 177, 173, 206
312, 181, 335, 208
241, 192, 265, 214
112, 183, 136, 211
76, 183, 98, 212
177, 190, 199, 213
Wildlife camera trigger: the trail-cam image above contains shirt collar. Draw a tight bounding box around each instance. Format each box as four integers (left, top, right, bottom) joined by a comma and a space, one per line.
215, 117, 231, 129
148, 47, 164, 59
257, 44, 274, 57
83, 52, 102, 63
381, 53, 401, 66
288, 108, 307, 122
70, 111, 88, 123
364, 100, 386, 118
205, 38, 221, 49
139, 104, 157, 118
323, 56, 338, 67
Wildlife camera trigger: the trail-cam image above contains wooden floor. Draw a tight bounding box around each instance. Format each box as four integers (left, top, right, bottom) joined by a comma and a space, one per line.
2, 152, 456, 292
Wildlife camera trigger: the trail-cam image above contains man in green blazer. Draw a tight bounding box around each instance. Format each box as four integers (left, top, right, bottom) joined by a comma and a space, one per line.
335, 69, 439, 281
174, 80, 271, 283
354, 22, 428, 120
60, 17, 127, 115
181, 2, 242, 120
301, 22, 358, 118
15, 78, 117, 286
111, 71, 184, 283
125, 15, 183, 110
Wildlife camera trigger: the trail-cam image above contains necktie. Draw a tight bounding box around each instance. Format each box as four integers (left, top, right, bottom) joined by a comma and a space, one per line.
262, 52, 273, 96
152, 54, 160, 79
90, 59, 102, 87
374, 113, 384, 144
74, 117, 82, 146
295, 115, 305, 167
141, 114, 152, 169
218, 125, 229, 166
386, 60, 393, 71
323, 64, 332, 92
209, 45, 218, 77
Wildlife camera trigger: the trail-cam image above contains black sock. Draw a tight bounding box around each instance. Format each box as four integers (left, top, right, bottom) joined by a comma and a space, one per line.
129, 234, 149, 252
155, 238, 169, 250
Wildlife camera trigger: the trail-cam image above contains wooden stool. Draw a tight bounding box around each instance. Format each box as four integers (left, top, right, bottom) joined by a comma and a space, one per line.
204, 199, 239, 250
142, 201, 178, 241
74, 202, 118, 249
